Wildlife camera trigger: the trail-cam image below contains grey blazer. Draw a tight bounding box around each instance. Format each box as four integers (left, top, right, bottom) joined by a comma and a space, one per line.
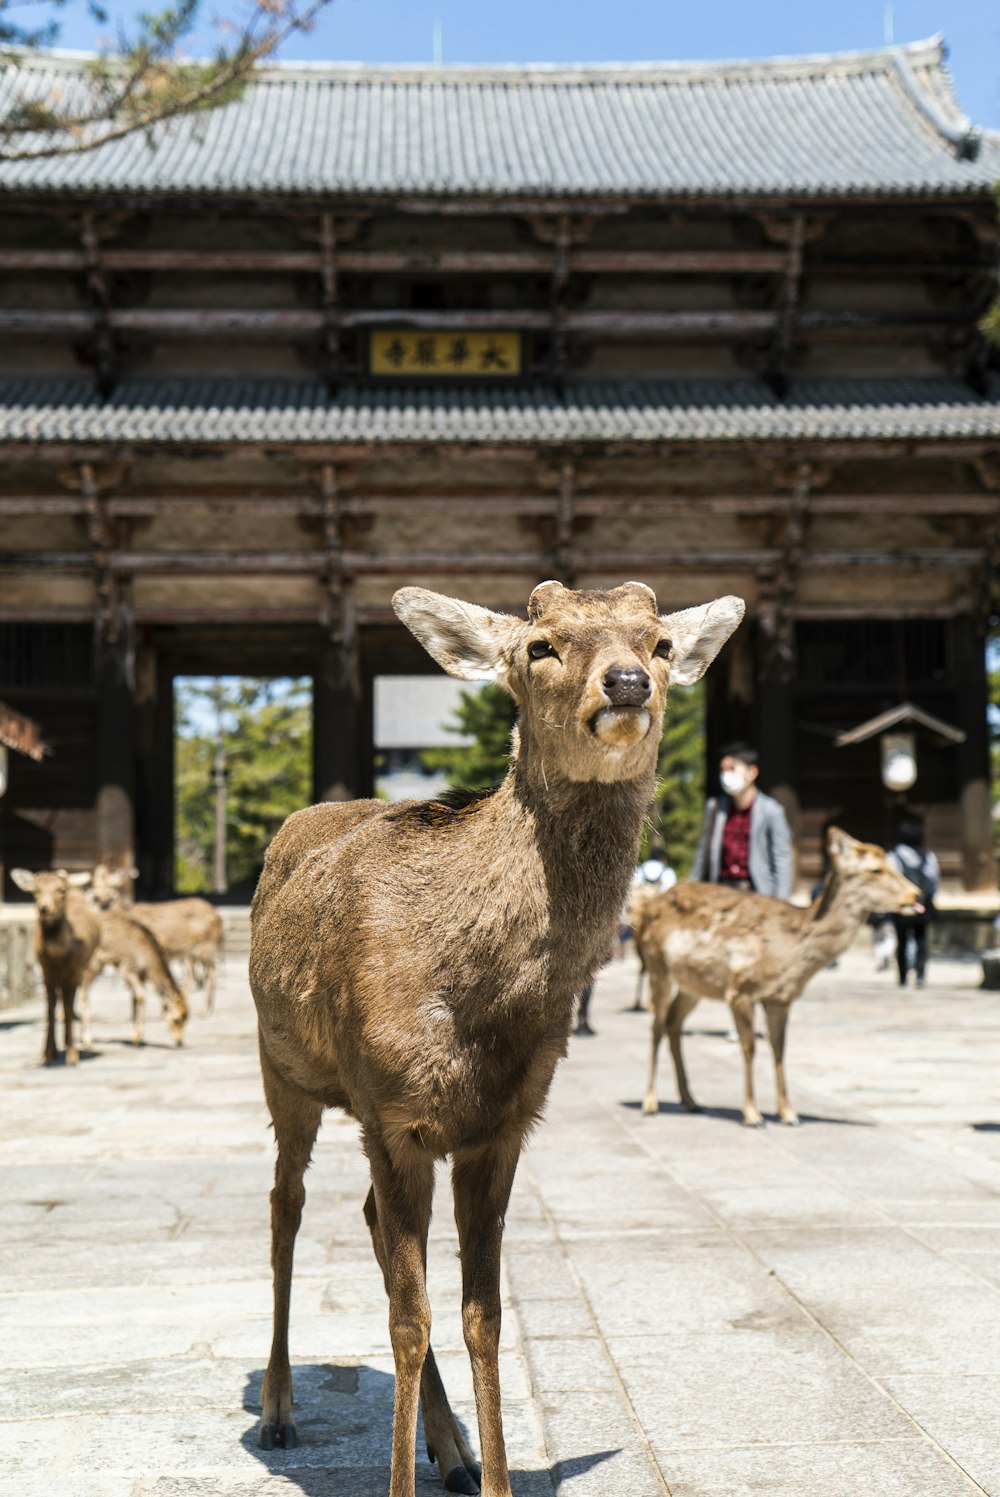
689, 790, 794, 900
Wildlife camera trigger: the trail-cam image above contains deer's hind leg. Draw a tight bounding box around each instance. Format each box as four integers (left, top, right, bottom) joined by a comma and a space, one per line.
667, 990, 703, 1113
642, 971, 686, 1115
364, 1187, 481, 1495
763, 999, 798, 1125
259, 1041, 323, 1451
731, 995, 763, 1127
365, 1133, 436, 1497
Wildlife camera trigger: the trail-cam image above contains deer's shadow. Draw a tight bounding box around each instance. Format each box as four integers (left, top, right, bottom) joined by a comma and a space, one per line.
241, 1364, 618, 1495
619, 1099, 872, 1127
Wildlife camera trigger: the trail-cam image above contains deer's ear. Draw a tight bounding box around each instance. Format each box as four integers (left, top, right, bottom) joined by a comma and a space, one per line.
67, 871, 93, 888
10, 868, 36, 893
661, 596, 745, 686
110, 867, 136, 888
392, 588, 523, 682
826, 826, 859, 864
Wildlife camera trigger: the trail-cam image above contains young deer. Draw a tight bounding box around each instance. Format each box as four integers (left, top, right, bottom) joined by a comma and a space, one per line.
88, 864, 224, 1015
250, 580, 743, 1497
638, 827, 923, 1127
11, 868, 98, 1065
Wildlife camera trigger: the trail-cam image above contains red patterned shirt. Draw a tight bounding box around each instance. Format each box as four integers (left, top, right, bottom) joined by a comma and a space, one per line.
720, 803, 752, 882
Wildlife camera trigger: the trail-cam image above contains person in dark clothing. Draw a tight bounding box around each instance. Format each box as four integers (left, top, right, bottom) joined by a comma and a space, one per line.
888, 818, 938, 988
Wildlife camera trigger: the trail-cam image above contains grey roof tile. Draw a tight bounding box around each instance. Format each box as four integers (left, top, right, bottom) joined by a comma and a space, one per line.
1, 38, 998, 198
2, 377, 1000, 445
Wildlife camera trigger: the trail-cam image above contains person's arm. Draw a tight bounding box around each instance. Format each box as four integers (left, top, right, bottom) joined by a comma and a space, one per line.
689, 800, 715, 882
769, 801, 794, 900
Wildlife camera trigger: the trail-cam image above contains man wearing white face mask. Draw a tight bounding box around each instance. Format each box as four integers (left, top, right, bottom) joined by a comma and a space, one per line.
690, 741, 793, 900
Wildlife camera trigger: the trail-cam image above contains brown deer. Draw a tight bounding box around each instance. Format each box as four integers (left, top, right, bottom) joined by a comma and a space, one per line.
11, 868, 98, 1065
249, 580, 743, 1497
637, 827, 923, 1127
87, 863, 224, 1015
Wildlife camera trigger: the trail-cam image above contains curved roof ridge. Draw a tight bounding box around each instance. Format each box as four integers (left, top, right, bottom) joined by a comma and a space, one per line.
889, 43, 981, 160
2, 35, 954, 87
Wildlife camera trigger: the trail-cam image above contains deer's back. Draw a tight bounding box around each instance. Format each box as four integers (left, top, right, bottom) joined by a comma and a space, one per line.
132, 898, 222, 957
641, 883, 808, 1001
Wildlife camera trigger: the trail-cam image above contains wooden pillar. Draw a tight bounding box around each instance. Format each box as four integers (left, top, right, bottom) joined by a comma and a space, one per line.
953, 614, 996, 892
95, 629, 136, 869
134, 652, 174, 896
313, 635, 363, 803
754, 621, 800, 851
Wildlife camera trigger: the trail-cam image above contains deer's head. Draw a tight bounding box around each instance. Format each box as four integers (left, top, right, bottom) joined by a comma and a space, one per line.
827, 828, 924, 915
11, 867, 91, 926
88, 863, 138, 910
393, 581, 744, 785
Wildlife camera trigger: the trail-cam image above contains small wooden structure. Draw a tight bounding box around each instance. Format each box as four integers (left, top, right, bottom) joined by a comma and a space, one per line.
0, 39, 998, 892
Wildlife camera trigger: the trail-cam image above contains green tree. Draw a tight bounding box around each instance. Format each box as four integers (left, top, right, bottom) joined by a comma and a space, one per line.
652, 680, 705, 876
0, 0, 331, 161
175, 677, 311, 894
422, 677, 706, 875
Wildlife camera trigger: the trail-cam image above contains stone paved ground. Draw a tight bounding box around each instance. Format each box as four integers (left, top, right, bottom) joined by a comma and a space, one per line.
2, 933, 1000, 1497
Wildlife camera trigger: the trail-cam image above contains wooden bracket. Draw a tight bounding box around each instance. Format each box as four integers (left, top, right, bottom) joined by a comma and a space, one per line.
79, 212, 118, 396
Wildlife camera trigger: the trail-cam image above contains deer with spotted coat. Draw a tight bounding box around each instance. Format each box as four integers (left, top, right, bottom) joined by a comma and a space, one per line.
249, 579, 743, 1497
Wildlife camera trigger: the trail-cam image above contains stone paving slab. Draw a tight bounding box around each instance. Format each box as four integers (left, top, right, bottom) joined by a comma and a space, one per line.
1, 939, 999, 1495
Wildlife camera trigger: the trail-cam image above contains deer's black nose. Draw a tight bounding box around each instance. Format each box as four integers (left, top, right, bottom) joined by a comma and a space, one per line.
603, 665, 651, 706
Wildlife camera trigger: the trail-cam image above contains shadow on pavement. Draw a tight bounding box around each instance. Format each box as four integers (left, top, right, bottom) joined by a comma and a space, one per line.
618, 1099, 872, 1127
971, 1121, 1000, 1133
0, 1018, 32, 1031
241, 1364, 619, 1495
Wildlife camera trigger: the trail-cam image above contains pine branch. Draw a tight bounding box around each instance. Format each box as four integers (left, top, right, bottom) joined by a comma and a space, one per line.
0, 0, 333, 160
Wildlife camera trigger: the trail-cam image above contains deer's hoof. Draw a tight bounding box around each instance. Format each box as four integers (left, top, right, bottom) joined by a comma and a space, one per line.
781, 1113, 800, 1127
744, 1115, 766, 1129
641, 1096, 658, 1116
445, 1465, 481, 1494
260, 1420, 298, 1451
681, 1098, 701, 1114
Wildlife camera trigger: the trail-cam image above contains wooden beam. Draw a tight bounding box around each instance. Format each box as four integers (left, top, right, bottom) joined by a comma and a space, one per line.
0, 546, 985, 575
0, 306, 974, 339
3, 492, 999, 518
0, 246, 991, 276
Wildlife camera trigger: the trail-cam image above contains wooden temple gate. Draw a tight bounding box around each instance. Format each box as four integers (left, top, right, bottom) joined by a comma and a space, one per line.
0, 40, 998, 893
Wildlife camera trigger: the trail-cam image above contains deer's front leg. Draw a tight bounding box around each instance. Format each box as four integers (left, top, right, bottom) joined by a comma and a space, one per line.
730, 996, 763, 1127
452, 1140, 520, 1497
367, 1135, 435, 1497
763, 999, 798, 1125
60, 983, 78, 1065
41, 977, 58, 1064
259, 1041, 323, 1451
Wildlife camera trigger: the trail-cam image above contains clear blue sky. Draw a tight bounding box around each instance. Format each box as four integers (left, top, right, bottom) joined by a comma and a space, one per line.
52, 0, 1000, 127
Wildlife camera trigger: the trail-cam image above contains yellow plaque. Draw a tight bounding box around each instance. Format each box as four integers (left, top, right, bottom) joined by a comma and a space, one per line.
370, 330, 521, 377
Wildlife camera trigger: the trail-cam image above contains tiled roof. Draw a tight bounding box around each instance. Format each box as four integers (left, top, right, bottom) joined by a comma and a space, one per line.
1, 37, 998, 199
2, 377, 999, 445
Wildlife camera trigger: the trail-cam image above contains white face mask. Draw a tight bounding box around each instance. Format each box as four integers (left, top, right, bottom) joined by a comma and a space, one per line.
720, 768, 749, 796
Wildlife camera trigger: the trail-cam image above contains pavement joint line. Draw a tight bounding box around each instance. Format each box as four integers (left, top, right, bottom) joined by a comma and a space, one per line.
593, 1088, 991, 1497
520, 1159, 674, 1497
683, 1035, 1000, 1308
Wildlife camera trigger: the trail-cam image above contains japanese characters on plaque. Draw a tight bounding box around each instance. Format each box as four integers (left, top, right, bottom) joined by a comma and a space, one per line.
370, 330, 521, 377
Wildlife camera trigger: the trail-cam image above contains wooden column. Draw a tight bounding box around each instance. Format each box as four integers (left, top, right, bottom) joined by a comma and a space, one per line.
313, 634, 362, 803
135, 650, 175, 896
754, 620, 800, 858
953, 614, 996, 892
312, 463, 363, 802
95, 629, 136, 869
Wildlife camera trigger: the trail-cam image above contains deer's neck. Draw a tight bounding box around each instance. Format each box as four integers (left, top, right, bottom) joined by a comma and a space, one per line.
488, 757, 654, 978
795, 872, 867, 981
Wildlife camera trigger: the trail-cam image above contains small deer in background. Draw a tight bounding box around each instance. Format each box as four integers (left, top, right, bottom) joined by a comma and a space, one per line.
250, 580, 743, 1497
637, 827, 923, 1127
12, 868, 97, 1065
87, 864, 224, 1017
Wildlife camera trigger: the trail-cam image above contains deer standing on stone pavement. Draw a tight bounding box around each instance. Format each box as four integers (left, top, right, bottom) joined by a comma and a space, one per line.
249, 580, 744, 1497
637, 827, 923, 1127
11, 868, 98, 1065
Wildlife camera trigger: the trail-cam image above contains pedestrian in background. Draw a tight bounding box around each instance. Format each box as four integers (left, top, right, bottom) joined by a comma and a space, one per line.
888, 818, 938, 989
690, 741, 793, 899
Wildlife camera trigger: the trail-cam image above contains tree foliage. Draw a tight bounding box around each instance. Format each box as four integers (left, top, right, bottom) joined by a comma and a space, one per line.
0, 0, 331, 161
175, 676, 311, 894
421, 683, 516, 791
422, 677, 706, 874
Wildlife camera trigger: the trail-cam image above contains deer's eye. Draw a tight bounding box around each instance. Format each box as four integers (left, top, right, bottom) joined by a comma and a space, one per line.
528, 639, 555, 660
653, 639, 673, 659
